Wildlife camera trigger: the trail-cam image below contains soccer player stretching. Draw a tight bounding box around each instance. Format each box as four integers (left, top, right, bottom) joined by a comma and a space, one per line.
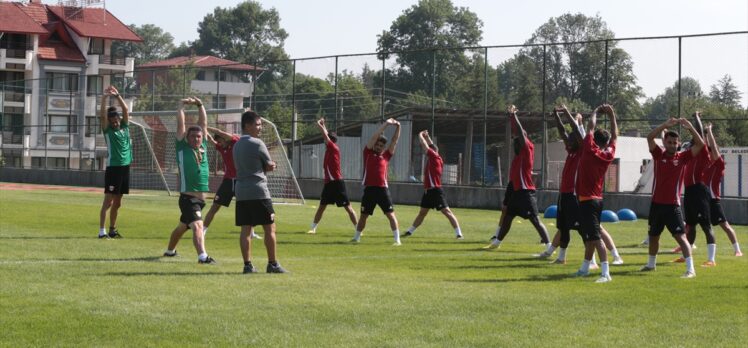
308, 118, 358, 234
484, 106, 550, 252
703, 123, 742, 257
98, 86, 130, 239
572, 104, 618, 283
163, 97, 215, 264
351, 118, 402, 245
401, 130, 463, 239
640, 117, 705, 278
234, 111, 286, 274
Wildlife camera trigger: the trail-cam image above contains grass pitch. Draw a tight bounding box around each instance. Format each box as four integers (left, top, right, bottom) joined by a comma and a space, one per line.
0, 185, 746, 347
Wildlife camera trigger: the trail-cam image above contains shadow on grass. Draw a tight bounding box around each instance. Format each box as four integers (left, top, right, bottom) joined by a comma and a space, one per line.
451, 273, 573, 283
103, 271, 236, 277
280, 240, 360, 246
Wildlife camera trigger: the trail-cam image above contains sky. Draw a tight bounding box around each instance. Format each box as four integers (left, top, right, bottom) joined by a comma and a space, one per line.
96, 0, 748, 104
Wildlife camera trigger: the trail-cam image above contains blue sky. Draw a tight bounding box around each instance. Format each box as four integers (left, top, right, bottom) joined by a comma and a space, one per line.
101, 0, 748, 104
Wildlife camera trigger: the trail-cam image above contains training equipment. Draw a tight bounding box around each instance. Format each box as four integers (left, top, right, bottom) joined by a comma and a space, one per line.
617, 208, 637, 221
127, 109, 304, 204
601, 210, 619, 223
543, 205, 558, 218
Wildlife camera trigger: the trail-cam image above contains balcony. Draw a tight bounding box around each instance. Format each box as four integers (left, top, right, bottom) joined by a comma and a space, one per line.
0, 48, 33, 70
87, 55, 135, 76
190, 80, 253, 97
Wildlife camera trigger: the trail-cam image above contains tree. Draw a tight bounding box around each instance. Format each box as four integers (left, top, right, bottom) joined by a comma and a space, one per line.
709, 74, 742, 108
111, 24, 176, 65
376, 0, 483, 100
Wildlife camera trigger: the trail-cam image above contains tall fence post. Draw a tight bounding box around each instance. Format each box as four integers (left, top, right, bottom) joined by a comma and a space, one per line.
541, 44, 547, 189
482, 47, 488, 186
430, 49, 436, 135
291, 60, 297, 164
604, 40, 609, 103
678, 36, 682, 120
334, 56, 339, 131
381, 57, 386, 121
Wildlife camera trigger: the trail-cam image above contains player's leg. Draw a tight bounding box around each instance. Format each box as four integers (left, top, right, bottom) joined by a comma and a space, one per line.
190, 219, 209, 262
440, 207, 462, 238
239, 225, 256, 273
719, 221, 742, 256
600, 226, 623, 264
309, 204, 328, 234
353, 213, 370, 242
202, 203, 221, 233
344, 204, 358, 227
99, 193, 115, 238
403, 207, 429, 237
262, 221, 286, 273
385, 211, 401, 245
484, 213, 515, 249
641, 205, 664, 271
379, 188, 400, 245
165, 223, 188, 256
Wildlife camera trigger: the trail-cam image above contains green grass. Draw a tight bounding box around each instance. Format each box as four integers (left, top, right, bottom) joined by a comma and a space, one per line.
0, 186, 746, 347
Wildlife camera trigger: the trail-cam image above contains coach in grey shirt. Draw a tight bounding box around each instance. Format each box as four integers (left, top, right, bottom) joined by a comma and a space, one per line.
233, 110, 287, 274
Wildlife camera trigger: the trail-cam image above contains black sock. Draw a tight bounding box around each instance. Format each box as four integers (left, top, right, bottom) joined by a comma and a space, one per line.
244, 261, 252, 266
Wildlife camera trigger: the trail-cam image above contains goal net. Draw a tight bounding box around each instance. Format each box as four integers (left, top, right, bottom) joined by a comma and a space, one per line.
125, 109, 304, 204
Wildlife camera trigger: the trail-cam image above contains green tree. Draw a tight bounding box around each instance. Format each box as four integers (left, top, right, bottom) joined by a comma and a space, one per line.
709, 74, 742, 108
112, 24, 176, 65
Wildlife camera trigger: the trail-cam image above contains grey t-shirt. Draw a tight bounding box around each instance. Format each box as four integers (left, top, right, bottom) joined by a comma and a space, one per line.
233, 134, 272, 200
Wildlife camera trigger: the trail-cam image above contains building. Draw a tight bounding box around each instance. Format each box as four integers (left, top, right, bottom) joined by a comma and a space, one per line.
0, 0, 141, 169
135, 55, 265, 123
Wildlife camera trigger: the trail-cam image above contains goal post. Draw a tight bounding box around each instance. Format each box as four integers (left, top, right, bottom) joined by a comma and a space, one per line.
124, 108, 304, 204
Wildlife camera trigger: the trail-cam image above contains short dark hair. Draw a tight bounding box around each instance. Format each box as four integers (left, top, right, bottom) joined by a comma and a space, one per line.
664, 130, 679, 139
107, 106, 120, 118
187, 125, 203, 136
328, 132, 338, 143
593, 129, 610, 147
241, 110, 262, 130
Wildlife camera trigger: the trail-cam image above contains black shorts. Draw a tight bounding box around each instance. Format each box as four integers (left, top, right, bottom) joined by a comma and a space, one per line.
179, 194, 205, 225
648, 203, 686, 236
683, 184, 711, 225
361, 186, 394, 215
501, 182, 514, 208
235, 199, 275, 227
104, 165, 130, 195
578, 199, 603, 242
556, 192, 580, 231
320, 180, 350, 207
420, 187, 448, 210
709, 199, 727, 226
213, 178, 235, 207
506, 189, 538, 219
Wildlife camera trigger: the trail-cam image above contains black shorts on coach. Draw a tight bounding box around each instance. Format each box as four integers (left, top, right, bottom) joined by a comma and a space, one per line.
578, 199, 603, 242
506, 189, 538, 219
213, 178, 235, 207
709, 199, 727, 226
648, 203, 686, 236
420, 187, 448, 210
556, 192, 580, 231
361, 186, 394, 215
235, 199, 275, 226
179, 194, 205, 225
683, 183, 710, 226
104, 165, 130, 195
320, 180, 350, 207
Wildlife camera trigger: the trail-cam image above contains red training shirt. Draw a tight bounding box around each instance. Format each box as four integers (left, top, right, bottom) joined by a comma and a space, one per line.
559, 146, 582, 194
575, 132, 616, 200
215, 134, 240, 179
705, 156, 725, 200
423, 148, 443, 189
683, 145, 711, 187
323, 140, 343, 183
509, 137, 535, 190
362, 147, 392, 187
650, 146, 693, 205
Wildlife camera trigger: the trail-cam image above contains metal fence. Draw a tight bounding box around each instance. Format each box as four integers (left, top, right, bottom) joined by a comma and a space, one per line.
1, 31, 747, 197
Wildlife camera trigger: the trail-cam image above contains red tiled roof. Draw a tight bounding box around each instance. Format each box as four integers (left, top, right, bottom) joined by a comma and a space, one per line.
37, 41, 86, 62
138, 56, 265, 71
47, 6, 141, 42
0, 3, 47, 34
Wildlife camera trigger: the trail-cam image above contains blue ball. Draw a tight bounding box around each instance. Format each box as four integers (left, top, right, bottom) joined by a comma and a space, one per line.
544, 205, 558, 218
601, 210, 619, 223
617, 208, 637, 221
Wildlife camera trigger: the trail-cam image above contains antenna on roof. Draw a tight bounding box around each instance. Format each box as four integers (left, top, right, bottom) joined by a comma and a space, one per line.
57, 0, 106, 23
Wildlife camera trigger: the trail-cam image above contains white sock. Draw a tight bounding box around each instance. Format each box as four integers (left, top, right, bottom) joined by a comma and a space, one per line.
601, 261, 610, 277
407, 226, 416, 233
558, 248, 567, 260
590, 253, 598, 266
203, 227, 208, 236
165, 249, 176, 255
685, 256, 694, 273
99, 228, 107, 236
455, 227, 462, 236
492, 238, 502, 246
707, 244, 716, 262
733, 242, 742, 254
648, 255, 657, 268
393, 229, 401, 243
610, 248, 620, 258
310, 222, 318, 230
580, 259, 591, 273
494, 226, 501, 238
198, 253, 208, 261
545, 243, 555, 254
353, 230, 362, 241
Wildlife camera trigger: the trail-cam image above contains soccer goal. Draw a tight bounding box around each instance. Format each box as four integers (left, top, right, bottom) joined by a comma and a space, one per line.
126, 108, 305, 204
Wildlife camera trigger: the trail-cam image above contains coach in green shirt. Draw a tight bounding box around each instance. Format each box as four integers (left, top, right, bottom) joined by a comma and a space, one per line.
98, 85, 131, 239
163, 97, 215, 264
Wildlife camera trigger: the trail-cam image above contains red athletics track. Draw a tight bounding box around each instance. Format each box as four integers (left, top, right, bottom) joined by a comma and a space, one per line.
0, 182, 101, 193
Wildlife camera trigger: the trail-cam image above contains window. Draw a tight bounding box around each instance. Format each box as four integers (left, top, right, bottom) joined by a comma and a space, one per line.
196, 71, 206, 80
214, 70, 227, 81
85, 116, 99, 137
46, 72, 79, 92
87, 75, 103, 96
212, 95, 226, 109
48, 114, 74, 133
88, 38, 104, 55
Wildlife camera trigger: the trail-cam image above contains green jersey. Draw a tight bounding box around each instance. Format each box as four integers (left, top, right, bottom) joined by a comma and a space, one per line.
175, 138, 209, 192
103, 121, 132, 167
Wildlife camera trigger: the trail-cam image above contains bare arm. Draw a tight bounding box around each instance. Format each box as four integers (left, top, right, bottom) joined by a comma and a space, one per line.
195, 96, 207, 139
316, 118, 332, 144
366, 120, 391, 149
647, 118, 678, 152
99, 93, 109, 132
109, 86, 129, 124
679, 118, 705, 156
206, 133, 217, 146
387, 119, 401, 155
606, 104, 618, 142
176, 98, 190, 141
705, 123, 720, 161
207, 126, 233, 142
587, 105, 601, 134
508, 105, 525, 138
553, 110, 569, 146
418, 130, 429, 152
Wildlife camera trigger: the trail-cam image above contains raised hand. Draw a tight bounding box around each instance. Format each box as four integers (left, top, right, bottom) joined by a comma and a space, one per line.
507, 105, 518, 114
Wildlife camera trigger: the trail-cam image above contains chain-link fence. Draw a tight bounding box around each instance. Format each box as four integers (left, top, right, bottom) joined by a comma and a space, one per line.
2, 32, 747, 197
